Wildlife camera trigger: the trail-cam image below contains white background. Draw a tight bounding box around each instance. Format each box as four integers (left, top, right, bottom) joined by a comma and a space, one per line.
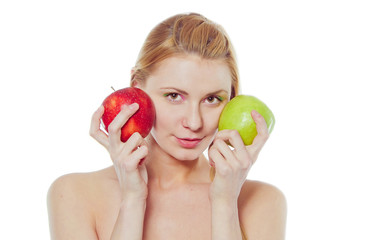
1, 0, 376, 239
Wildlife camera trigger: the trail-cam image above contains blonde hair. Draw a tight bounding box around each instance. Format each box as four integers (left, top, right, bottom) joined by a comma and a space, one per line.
132, 13, 246, 239
131, 13, 239, 99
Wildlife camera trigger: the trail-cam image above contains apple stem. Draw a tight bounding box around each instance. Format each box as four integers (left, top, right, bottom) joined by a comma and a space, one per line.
111, 86, 116, 92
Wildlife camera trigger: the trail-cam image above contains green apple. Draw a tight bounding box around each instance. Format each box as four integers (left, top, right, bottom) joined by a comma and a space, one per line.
218, 95, 275, 145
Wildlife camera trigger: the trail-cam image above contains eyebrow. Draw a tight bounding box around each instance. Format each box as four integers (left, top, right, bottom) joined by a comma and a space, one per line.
160, 87, 229, 96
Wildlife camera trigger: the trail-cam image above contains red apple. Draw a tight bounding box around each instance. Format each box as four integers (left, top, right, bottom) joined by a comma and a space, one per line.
101, 87, 156, 142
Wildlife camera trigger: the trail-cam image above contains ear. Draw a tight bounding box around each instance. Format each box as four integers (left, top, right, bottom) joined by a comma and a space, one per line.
131, 80, 140, 88
130, 67, 139, 88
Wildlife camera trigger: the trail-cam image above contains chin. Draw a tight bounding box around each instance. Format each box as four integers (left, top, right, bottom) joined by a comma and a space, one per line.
172, 150, 203, 161
164, 141, 207, 161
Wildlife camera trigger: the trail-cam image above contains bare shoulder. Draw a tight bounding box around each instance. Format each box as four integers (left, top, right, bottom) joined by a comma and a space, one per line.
239, 180, 286, 205
48, 166, 115, 194
47, 166, 116, 239
48, 170, 95, 195
47, 166, 117, 211
238, 180, 287, 240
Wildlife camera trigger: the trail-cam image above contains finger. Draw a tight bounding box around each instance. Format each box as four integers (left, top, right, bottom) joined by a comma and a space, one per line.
208, 145, 232, 175
108, 103, 139, 146
89, 105, 109, 149
138, 137, 149, 166
121, 132, 145, 156
246, 110, 269, 159
246, 110, 269, 154
139, 163, 148, 183
211, 139, 239, 168
216, 129, 247, 152
215, 129, 250, 163
216, 130, 253, 169
111, 132, 144, 165
122, 145, 149, 172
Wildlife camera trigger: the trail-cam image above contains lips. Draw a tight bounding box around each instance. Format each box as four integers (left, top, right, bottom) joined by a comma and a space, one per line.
176, 137, 203, 148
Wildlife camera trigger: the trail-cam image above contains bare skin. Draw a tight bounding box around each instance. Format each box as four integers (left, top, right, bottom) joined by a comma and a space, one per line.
47, 55, 287, 240
48, 165, 286, 240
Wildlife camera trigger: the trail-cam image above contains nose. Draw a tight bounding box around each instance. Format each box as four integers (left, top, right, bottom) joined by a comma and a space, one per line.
182, 104, 203, 131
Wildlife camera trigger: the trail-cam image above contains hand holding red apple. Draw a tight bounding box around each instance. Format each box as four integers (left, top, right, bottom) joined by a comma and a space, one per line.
89, 87, 155, 201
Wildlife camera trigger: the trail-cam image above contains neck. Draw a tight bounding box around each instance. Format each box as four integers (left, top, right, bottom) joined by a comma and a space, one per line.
144, 135, 210, 189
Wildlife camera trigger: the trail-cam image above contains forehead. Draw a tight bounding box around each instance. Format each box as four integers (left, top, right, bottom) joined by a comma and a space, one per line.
145, 54, 232, 94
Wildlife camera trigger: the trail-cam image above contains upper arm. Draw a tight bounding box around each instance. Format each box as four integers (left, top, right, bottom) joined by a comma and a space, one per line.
47, 174, 98, 240
239, 181, 287, 240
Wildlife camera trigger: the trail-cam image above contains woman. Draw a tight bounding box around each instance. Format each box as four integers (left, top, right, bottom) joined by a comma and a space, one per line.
47, 13, 287, 240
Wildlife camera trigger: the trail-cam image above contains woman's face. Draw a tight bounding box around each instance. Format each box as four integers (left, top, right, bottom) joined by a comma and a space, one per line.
141, 54, 232, 161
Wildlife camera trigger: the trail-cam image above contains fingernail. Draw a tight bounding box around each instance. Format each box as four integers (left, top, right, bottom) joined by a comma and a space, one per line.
122, 103, 138, 110
129, 103, 139, 110
252, 110, 260, 118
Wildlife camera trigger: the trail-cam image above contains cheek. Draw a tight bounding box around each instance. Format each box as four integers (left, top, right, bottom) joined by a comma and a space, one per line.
153, 103, 180, 131
202, 108, 223, 133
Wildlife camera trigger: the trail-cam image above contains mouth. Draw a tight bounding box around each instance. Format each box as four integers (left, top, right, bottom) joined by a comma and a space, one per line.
175, 137, 203, 149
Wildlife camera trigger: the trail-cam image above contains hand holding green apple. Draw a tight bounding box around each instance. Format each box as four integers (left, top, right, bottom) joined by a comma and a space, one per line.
218, 95, 275, 145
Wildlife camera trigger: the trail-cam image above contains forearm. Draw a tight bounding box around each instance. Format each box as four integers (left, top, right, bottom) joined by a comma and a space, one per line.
110, 198, 146, 240
211, 199, 243, 240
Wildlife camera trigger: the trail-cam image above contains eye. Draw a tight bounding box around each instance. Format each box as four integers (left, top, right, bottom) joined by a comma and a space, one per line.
164, 93, 184, 102
204, 95, 224, 105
